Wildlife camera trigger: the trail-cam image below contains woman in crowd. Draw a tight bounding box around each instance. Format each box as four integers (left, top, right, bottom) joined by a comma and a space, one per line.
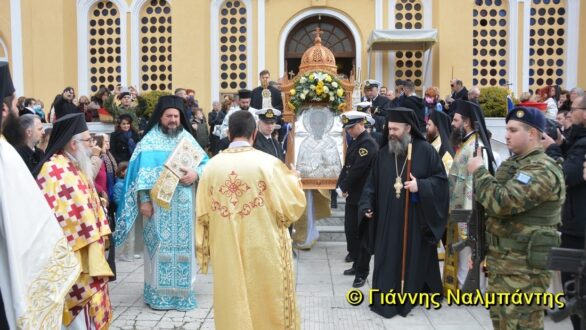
424, 86, 444, 122
110, 114, 139, 164
540, 85, 559, 120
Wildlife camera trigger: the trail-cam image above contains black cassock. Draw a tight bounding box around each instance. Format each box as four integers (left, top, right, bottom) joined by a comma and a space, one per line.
359, 138, 449, 318
253, 134, 284, 162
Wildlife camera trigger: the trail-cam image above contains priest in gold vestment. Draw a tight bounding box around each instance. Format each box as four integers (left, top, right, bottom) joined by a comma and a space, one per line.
196, 111, 306, 330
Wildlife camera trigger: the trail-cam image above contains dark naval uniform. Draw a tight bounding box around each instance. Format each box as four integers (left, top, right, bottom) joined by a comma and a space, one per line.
253, 108, 284, 162
362, 95, 390, 132
475, 108, 565, 330
337, 130, 378, 283
254, 134, 284, 162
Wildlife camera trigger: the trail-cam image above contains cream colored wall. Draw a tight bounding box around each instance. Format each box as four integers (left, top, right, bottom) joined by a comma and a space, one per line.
430, 0, 439, 89
264, 0, 375, 85
436, 0, 473, 98
5, 0, 584, 113
516, 0, 524, 96
16, 0, 79, 107
0, 0, 12, 65
578, 1, 586, 89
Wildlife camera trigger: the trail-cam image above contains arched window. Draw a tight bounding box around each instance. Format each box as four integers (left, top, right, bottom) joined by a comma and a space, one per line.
394, 0, 424, 87
529, 0, 567, 92
219, 0, 249, 93
139, 0, 172, 92
88, 0, 122, 93
473, 0, 509, 87
285, 16, 355, 77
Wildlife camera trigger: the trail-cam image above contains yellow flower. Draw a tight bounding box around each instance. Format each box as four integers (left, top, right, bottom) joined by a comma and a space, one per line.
325, 75, 332, 82
309, 74, 315, 81
317, 80, 324, 87
338, 103, 346, 110
336, 88, 344, 97
290, 89, 296, 96
316, 85, 324, 95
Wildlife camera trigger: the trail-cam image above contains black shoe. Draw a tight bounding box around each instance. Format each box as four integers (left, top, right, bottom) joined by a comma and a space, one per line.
344, 253, 353, 263
343, 267, 356, 276
353, 277, 366, 288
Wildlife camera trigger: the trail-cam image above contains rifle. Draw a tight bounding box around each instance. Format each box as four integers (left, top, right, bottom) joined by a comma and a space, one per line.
547, 229, 586, 329
448, 206, 486, 292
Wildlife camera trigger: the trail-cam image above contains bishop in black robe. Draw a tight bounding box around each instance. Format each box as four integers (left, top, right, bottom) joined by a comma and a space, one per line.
359, 108, 449, 319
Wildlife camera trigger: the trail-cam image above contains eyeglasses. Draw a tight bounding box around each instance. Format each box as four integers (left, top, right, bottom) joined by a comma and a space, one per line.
76, 137, 93, 143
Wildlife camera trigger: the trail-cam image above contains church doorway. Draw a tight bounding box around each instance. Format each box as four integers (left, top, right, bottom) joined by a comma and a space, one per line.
284, 15, 356, 78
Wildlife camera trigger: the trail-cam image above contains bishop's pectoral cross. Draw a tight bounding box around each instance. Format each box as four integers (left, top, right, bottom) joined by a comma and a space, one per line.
394, 176, 403, 199
288, 70, 296, 80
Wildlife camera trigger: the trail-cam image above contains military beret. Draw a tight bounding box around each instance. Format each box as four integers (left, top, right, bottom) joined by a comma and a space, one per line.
255, 108, 281, 122
340, 111, 372, 128
506, 106, 545, 132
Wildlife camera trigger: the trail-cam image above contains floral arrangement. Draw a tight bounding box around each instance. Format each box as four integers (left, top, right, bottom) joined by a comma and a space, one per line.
288, 71, 345, 113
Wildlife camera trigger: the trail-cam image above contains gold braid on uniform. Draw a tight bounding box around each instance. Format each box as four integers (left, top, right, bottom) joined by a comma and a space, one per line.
277, 211, 296, 330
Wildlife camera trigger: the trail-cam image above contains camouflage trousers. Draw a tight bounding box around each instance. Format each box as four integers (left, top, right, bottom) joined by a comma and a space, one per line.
488, 271, 551, 330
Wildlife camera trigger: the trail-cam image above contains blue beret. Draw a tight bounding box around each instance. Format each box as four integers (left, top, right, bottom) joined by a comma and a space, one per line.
505, 107, 545, 132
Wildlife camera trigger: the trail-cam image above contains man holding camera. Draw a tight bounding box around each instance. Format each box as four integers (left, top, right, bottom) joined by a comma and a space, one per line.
544, 95, 586, 330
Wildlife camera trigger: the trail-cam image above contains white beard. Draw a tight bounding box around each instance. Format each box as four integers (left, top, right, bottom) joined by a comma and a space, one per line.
72, 143, 95, 179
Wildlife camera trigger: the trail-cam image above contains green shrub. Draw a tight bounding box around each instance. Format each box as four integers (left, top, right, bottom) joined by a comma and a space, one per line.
479, 86, 510, 117
138, 91, 172, 119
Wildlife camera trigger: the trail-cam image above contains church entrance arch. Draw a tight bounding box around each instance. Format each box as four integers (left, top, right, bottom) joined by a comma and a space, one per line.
284, 15, 355, 78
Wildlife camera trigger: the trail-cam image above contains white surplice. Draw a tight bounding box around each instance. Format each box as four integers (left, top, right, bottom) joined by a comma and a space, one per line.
0, 137, 80, 329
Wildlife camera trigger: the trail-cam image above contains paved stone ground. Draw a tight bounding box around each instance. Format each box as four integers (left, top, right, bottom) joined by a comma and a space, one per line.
110, 242, 571, 329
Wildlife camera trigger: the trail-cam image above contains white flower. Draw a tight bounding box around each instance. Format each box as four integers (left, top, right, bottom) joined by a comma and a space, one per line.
330, 96, 335, 101
300, 77, 307, 84
323, 86, 329, 93
300, 93, 306, 100
310, 85, 316, 90
332, 81, 339, 88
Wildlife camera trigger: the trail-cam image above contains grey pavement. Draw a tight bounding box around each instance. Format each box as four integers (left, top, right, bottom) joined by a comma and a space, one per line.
110, 241, 571, 329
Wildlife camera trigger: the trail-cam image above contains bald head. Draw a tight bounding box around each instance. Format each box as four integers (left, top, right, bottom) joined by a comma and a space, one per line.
570, 96, 586, 127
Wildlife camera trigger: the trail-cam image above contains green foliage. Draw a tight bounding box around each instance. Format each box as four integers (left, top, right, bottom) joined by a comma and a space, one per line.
138, 91, 172, 119
289, 71, 346, 114
479, 86, 510, 117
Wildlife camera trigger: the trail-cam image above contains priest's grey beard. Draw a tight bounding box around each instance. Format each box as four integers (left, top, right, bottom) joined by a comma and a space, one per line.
69, 140, 94, 179
387, 132, 411, 156
161, 124, 184, 137
450, 126, 466, 147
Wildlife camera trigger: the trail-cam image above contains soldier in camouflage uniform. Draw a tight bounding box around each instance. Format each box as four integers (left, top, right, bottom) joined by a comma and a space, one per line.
468, 107, 565, 330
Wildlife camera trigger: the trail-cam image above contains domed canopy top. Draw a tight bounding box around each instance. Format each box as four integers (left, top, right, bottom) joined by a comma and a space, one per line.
298, 28, 337, 75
